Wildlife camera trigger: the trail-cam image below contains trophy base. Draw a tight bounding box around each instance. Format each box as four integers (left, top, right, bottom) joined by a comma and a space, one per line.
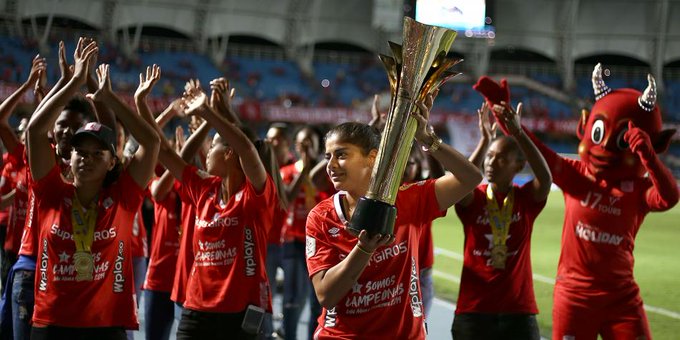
348, 197, 397, 237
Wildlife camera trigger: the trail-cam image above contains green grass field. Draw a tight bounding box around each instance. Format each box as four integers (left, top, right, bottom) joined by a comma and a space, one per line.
432, 190, 680, 339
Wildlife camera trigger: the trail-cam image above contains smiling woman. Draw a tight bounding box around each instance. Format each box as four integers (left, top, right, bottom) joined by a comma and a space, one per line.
305, 93, 482, 339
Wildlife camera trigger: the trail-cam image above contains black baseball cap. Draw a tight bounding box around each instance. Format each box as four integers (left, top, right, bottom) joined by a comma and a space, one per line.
70, 122, 117, 155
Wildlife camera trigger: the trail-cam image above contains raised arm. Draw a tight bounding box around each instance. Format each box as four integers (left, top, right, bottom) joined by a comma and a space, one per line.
283, 144, 316, 203
495, 102, 552, 202
183, 89, 267, 191
84, 39, 116, 132
468, 102, 495, 169
33, 41, 73, 114
0, 55, 45, 152
27, 38, 98, 181
624, 121, 679, 211
209, 77, 241, 126
89, 64, 160, 188
136, 69, 192, 183
413, 94, 483, 211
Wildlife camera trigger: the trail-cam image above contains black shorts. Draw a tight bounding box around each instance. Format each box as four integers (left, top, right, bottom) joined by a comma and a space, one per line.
30, 325, 126, 340
176, 308, 256, 340
451, 313, 540, 340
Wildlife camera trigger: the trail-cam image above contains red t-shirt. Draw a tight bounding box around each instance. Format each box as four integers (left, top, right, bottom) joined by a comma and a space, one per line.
417, 222, 434, 270
280, 162, 328, 243
180, 166, 276, 313
553, 158, 654, 291
170, 182, 196, 305
0, 152, 12, 227
454, 183, 546, 314
144, 179, 181, 292
306, 180, 444, 339
131, 208, 148, 258
18, 145, 72, 258
32, 165, 143, 329
1, 144, 28, 254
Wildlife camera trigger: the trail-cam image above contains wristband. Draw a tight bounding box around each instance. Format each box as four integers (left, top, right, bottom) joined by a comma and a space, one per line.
421, 127, 442, 153
355, 244, 373, 255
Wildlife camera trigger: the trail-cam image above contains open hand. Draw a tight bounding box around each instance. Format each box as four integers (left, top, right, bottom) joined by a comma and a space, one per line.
26, 54, 46, 87
72, 37, 98, 85
135, 64, 161, 99
86, 64, 112, 102
180, 87, 210, 117
209, 77, 235, 116
493, 101, 523, 136
477, 102, 497, 141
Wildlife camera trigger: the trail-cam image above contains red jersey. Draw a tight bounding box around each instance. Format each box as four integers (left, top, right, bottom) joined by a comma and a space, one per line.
280, 162, 327, 242
18, 145, 71, 257
32, 165, 142, 329
131, 208, 148, 258
417, 222, 434, 270
454, 183, 545, 314
553, 158, 655, 290
306, 180, 444, 339
170, 182, 196, 305
180, 166, 276, 313
0, 152, 12, 227
144, 179, 181, 292
1, 144, 28, 254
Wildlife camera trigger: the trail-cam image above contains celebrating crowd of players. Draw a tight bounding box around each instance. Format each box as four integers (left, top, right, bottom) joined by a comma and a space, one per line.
0, 37, 676, 340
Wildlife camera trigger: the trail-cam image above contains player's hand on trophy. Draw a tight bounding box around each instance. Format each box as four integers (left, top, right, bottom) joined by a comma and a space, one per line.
412, 92, 436, 144
356, 230, 395, 254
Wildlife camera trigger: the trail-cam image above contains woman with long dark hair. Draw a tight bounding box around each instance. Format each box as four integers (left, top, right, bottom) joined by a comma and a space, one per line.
306, 95, 482, 338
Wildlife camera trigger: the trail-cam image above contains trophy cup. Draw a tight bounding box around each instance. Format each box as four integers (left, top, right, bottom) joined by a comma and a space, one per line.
348, 17, 461, 236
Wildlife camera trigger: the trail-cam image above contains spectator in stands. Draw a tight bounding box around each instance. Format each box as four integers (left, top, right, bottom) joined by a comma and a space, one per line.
305, 94, 481, 338
451, 102, 551, 339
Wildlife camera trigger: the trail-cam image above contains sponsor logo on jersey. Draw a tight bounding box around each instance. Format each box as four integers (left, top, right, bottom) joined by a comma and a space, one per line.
366, 241, 408, 266
579, 191, 622, 216
575, 221, 623, 245
324, 307, 337, 328
328, 227, 340, 236
244, 227, 256, 276
51, 224, 73, 241
113, 241, 125, 293
94, 228, 117, 241
195, 216, 239, 229
306, 236, 316, 258
39, 238, 48, 291
408, 256, 423, 317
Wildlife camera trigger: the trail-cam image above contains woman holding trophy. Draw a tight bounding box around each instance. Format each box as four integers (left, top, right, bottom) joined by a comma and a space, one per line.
305, 92, 482, 338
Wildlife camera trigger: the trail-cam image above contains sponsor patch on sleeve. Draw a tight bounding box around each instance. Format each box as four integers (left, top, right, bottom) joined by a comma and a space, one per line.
306, 235, 316, 258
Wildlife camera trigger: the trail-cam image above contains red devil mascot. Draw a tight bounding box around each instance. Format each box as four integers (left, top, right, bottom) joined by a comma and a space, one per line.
474, 64, 679, 339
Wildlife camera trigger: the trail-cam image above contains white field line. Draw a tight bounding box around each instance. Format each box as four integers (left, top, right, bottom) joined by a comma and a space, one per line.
434, 247, 680, 320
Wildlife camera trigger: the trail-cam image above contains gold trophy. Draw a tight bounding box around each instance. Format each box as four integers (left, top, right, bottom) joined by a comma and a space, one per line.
348, 17, 461, 236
